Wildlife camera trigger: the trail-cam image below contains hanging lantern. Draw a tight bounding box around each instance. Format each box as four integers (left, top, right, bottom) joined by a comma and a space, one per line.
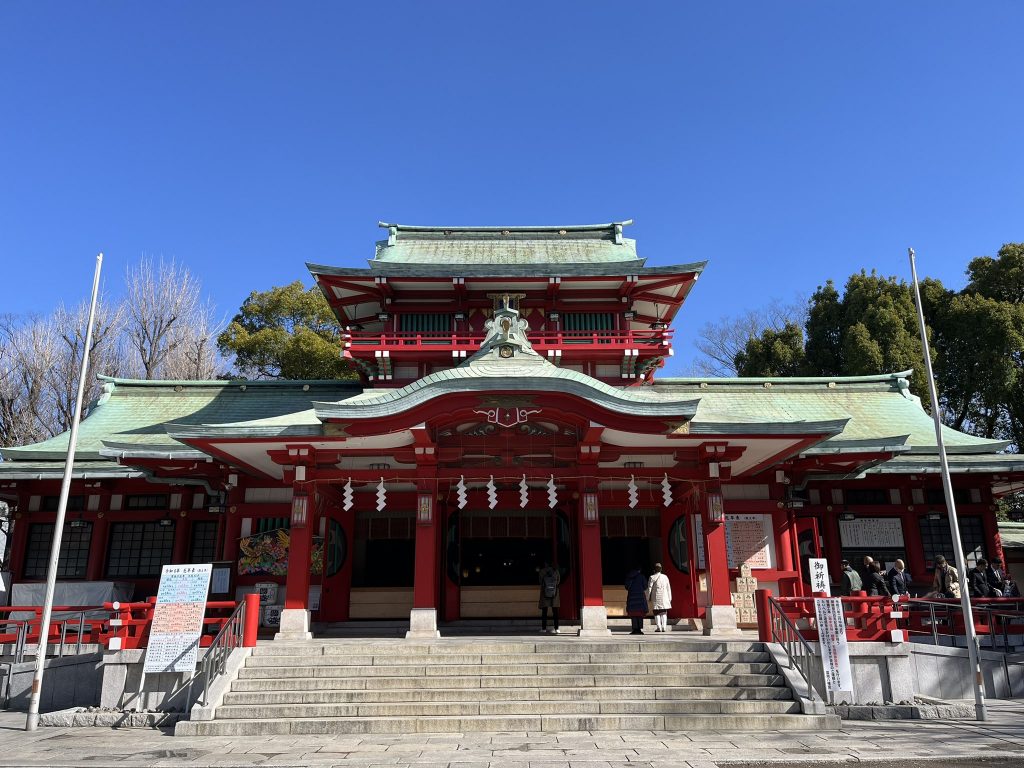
417, 494, 433, 524
291, 492, 309, 528
706, 491, 725, 523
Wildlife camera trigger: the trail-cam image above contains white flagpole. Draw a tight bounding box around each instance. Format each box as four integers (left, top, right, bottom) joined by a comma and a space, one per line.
908, 247, 987, 722
25, 253, 103, 731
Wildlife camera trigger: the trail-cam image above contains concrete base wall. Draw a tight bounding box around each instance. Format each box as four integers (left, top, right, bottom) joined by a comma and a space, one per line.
1, 653, 103, 712
794, 641, 1024, 705
99, 649, 204, 712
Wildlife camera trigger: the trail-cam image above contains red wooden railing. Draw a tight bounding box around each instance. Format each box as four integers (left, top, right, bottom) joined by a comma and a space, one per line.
0, 597, 261, 655
343, 328, 673, 354
756, 589, 1024, 645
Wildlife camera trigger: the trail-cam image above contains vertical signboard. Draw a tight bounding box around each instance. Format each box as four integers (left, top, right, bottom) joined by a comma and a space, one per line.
809, 557, 831, 596
143, 564, 212, 674
814, 597, 853, 695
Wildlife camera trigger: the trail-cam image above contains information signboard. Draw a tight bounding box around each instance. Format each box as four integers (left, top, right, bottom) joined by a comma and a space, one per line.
143, 564, 212, 674
814, 597, 853, 694
809, 557, 831, 596
695, 514, 773, 569
838, 517, 904, 548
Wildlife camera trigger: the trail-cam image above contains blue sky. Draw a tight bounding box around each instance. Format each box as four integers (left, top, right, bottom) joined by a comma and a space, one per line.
2, 2, 1021, 373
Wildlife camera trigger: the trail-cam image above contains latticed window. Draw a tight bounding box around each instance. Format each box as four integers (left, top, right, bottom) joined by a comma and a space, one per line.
106, 521, 175, 577
41, 496, 85, 512
188, 521, 219, 563
561, 312, 615, 332
24, 522, 92, 579
398, 313, 452, 333
125, 494, 170, 510
844, 488, 889, 506
919, 515, 987, 569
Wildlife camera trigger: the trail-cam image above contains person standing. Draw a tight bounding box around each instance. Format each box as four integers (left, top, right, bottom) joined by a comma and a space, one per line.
839, 560, 862, 596
866, 562, 891, 597
931, 555, 961, 598
646, 563, 672, 633
538, 561, 561, 634
886, 559, 912, 597
859, 555, 876, 586
625, 566, 649, 635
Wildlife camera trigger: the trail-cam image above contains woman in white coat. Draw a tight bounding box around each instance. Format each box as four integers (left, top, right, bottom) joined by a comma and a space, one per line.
646, 562, 672, 632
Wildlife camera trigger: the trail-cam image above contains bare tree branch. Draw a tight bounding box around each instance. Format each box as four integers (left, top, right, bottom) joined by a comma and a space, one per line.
693, 297, 808, 376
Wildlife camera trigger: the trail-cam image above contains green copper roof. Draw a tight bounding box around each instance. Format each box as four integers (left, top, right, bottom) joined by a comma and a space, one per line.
372, 221, 641, 265
0, 377, 362, 463
653, 371, 1008, 456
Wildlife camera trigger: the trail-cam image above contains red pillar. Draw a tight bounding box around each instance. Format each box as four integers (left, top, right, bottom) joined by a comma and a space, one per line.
412, 490, 438, 610
408, 480, 441, 637
284, 516, 312, 610
87, 497, 110, 581
701, 492, 738, 634
222, 489, 244, 563
171, 516, 189, 564
277, 483, 314, 639
576, 482, 610, 635
702, 519, 732, 606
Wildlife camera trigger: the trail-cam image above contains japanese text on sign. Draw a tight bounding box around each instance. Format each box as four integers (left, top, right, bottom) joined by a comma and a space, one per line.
809, 558, 831, 596
838, 517, 904, 548
144, 564, 212, 674
695, 514, 773, 569
814, 597, 853, 694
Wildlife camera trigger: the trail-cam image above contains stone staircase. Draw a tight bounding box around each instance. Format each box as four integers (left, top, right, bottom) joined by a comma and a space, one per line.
176, 637, 839, 735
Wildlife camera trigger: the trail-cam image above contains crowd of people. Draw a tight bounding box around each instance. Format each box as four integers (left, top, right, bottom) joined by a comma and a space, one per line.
536, 552, 1019, 634
837, 554, 1018, 598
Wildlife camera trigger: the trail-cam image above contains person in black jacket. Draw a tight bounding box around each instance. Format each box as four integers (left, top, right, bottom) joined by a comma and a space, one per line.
967, 559, 994, 598
886, 559, 912, 597
866, 562, 891, 597
986, 557, 1007, 597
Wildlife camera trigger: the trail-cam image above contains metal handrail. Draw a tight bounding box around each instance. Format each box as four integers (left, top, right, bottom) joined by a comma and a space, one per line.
0, 611, 96, 663
190, 599, 247, 711
903, 597, 1024, 650
766, 596, 824, 703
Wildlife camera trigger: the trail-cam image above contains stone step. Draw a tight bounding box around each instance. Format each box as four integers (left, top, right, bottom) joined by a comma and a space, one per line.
176, 713, 840, 736
252, 640, 764, 657
229, 672, 785, 691
214, 698, 801, 720
244, 650, 772, 666
223, 685, 794, 706
237, 661, 777, 678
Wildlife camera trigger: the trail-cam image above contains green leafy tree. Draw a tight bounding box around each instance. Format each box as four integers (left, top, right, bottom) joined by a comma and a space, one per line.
734, 322, 807, 377
217, 282, 354, 380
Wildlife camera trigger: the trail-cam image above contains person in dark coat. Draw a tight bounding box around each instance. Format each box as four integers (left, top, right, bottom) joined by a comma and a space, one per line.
866, 562, 891, 597
538, 561, 561, 633
624, 566, 649, 635
839, 560, 862, 596
986, 558, 1008, 597
886, 559, 912, 597
967, 559, 993, 598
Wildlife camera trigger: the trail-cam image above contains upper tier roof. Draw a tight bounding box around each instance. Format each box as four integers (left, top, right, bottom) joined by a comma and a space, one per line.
372, 221, 640, 265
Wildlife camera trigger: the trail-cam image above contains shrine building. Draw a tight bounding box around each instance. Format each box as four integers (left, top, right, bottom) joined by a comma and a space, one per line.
2, 220, 1021, 638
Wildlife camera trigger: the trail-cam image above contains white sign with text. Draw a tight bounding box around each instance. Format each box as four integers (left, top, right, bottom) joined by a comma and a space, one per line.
815, 597, 853, 694
143, 563, 212, 674
809, 557, 831, 596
